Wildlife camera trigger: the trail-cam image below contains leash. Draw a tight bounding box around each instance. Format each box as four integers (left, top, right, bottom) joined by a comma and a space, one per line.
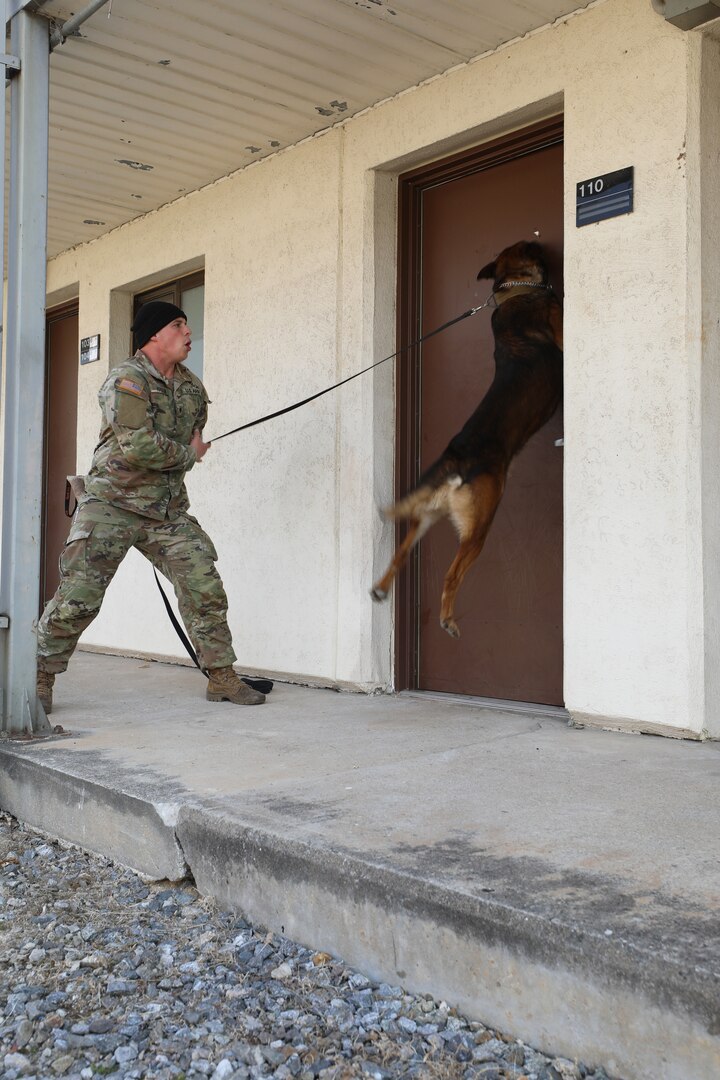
68, 294, 495, 684
208, 293, 496, 443
62, 292, 500, 687
63, 479, 272, 691
152, 567, 273, 695
153, 293, 495, 683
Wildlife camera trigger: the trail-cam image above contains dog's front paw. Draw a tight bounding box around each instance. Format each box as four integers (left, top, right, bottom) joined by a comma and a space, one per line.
441, 617, 460, 639
370, 585, 388, 603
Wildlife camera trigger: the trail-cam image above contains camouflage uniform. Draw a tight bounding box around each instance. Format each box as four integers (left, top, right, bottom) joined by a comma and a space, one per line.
37, 351, 236, 674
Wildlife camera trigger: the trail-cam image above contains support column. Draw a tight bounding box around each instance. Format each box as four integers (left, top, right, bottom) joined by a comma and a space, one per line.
0, 7, 51, 735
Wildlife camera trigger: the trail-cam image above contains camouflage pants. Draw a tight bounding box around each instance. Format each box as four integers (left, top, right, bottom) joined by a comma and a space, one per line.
37, 498, 236, 674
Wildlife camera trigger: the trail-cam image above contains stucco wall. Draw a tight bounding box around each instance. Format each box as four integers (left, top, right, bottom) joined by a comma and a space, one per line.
48, 134, 348, 684
44, 0, 714, 733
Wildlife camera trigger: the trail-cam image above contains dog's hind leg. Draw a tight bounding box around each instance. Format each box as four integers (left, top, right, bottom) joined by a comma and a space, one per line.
371, 515, 433, 602
439, 474, 504, 638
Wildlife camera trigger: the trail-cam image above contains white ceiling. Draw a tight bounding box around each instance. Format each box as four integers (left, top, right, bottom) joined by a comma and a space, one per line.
37, 0, 596, 258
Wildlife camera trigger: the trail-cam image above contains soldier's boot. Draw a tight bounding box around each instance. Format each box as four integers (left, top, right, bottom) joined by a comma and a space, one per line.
37, 669, 55, 715
206, 666, 265, 706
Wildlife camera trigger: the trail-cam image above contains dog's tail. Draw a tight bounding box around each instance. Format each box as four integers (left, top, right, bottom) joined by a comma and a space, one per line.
384, 474, 463, 520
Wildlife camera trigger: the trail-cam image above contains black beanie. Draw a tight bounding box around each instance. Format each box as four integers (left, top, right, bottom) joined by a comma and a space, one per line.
131, 301, 187, 348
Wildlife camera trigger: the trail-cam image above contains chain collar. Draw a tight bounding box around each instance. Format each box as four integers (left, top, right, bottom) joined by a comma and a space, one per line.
495, 281, 552, 290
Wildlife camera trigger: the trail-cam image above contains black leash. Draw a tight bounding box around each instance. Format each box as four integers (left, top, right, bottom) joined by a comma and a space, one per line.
152, 567, 273, 695
153, 294, 495, 683
208, 295, 495, 443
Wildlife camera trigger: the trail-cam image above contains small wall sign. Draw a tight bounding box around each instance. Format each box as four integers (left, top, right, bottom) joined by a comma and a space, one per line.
80, 334, 100, 365
576, 167, 633, 227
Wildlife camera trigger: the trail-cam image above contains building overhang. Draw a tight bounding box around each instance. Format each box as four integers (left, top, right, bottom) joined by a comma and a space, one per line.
22, 1, 599, 259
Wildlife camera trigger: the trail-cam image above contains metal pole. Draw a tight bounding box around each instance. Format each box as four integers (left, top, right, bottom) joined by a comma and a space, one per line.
0, 0, 6, 665
50, 0, 111, 50
0, 6, 51, 735
0, 1, 7, 424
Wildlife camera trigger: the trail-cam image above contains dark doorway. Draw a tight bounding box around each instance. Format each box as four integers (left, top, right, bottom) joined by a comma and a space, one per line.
42, 305, 79, 607
396, 118, 564, 705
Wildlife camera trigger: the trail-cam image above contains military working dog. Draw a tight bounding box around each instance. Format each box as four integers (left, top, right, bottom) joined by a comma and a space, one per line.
371, 239, 563, 638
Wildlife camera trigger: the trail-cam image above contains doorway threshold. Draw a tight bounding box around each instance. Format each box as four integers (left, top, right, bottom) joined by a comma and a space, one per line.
399, 688, 569, 720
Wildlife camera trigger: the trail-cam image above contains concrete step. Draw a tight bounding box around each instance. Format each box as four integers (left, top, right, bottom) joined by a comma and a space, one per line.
1, 651, 719, 1080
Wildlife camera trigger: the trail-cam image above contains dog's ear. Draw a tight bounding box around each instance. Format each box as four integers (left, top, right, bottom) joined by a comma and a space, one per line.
477, 259, 496, 281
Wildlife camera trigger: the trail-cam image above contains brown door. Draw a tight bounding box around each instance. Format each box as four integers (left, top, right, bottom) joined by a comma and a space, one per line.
42, 306, 79, 606
397, 122, 564, 705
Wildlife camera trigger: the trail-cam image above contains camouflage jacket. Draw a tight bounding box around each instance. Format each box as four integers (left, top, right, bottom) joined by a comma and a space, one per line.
85, 350, 209, 521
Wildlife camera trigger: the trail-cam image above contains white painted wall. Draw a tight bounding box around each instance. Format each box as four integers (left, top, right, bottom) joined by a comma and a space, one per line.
42, 0, 717, 735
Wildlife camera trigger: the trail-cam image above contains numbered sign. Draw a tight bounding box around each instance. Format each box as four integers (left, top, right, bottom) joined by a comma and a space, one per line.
576, 167, 633, 227
80, 334, 100, 365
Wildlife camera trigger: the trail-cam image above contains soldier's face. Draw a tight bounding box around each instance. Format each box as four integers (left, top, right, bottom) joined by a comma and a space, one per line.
154, 318, 192, 363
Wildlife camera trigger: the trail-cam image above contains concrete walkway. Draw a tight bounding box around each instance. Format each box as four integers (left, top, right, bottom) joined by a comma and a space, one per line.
1, 651, 719, 1080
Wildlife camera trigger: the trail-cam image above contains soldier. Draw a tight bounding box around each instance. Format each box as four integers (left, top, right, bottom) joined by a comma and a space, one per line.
36, 300, 266, 711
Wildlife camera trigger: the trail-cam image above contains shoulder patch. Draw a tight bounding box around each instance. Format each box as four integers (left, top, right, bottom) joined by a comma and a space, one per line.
116, 377, 145, 398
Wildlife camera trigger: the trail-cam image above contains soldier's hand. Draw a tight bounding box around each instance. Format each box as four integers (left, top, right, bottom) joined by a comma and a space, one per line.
191, 429, 211, 462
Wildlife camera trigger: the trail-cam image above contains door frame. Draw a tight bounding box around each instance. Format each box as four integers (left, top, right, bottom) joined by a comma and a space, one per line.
395, 115, 564, 690
41, 300, 79, 608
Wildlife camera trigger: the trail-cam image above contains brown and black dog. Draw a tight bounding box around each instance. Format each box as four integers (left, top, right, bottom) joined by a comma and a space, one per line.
371, 239, 563, 638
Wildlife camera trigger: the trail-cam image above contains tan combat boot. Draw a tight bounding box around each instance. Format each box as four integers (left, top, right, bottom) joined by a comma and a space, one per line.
37, 669, 55, 715
206, 666, 265, 705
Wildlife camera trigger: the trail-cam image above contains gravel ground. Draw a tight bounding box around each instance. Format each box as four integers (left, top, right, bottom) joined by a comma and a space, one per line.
0, 811, 619, 1080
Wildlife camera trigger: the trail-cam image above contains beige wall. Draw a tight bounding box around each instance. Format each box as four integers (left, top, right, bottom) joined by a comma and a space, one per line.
44, 0, 720, 735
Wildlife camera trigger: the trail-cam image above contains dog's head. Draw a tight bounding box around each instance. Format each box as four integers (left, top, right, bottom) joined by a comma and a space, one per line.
477, 240, 549, 289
